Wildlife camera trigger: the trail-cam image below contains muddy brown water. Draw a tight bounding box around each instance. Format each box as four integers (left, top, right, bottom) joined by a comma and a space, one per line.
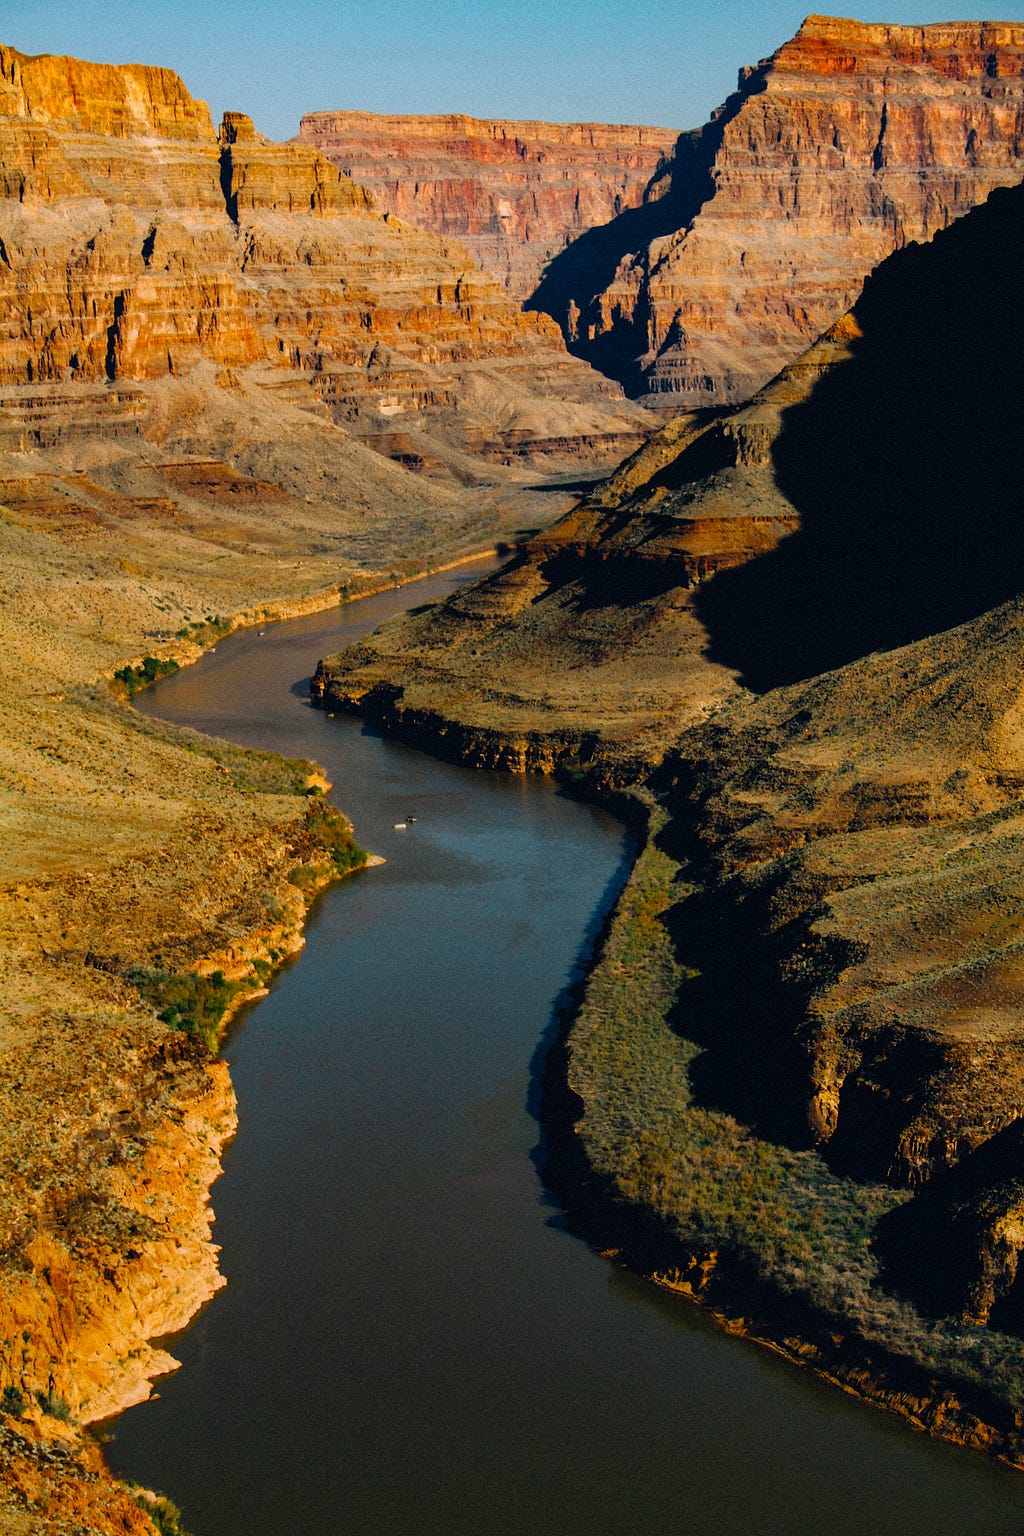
109, 559, 1024, 1535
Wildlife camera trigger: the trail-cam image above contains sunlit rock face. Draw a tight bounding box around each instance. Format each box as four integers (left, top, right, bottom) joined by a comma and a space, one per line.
295, 111, 681, 301
529, 15, 1024, 403
0, 45, 653, 467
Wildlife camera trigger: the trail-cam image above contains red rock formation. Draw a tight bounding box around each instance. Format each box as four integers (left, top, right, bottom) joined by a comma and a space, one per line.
296, 111, 679, 298
0, 47, 651, 465
536, 14, 1024, 404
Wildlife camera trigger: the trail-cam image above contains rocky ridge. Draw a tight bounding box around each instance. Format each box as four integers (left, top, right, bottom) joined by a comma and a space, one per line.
531, 14, 1024, 403
296, 111, 680, 301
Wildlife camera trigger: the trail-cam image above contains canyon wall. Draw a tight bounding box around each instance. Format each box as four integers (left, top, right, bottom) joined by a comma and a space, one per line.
0, 46, 652, 472
542, 16, 1024, 402
295, 111, 680, 300
295, 19, 1024, 406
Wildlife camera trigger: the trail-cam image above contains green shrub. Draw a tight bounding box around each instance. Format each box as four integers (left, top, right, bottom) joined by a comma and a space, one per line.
1, 1385, 24, 1416
34, 1388, 72, 1422
130, 1489, 194, 1536
287, 863, 321, 892
114, 656, 179, 695
291, 798, 369, 876
127, 967, 241, 1051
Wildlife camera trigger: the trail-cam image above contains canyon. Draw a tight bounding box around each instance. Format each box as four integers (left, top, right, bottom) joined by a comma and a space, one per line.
308, 18, 1024, 406
4, 13, 1024, 1533
0, 38, 655, 1533
316, 177, 1024, 1454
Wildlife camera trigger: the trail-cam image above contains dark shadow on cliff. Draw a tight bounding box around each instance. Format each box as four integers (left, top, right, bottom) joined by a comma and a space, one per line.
873, 1118, 1024, 1327
526, 72, 769, 395
694, 183, 1024, 693
526, 805, 641, 1181
526, 188, 698, 395
659, 875, 817, 1148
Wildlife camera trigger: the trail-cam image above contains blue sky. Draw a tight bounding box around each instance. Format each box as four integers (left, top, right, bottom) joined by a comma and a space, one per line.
4, 1, 1024, 140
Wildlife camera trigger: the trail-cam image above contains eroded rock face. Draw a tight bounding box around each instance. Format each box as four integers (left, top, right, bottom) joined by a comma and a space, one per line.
537, 14, 1024, 404
295, 112, 680, 300
0, 45, 652, 467
310, 311, 849, 779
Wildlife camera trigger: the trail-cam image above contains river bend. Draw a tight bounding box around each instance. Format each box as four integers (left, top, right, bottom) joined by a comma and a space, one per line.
109, 562, 1024, 1536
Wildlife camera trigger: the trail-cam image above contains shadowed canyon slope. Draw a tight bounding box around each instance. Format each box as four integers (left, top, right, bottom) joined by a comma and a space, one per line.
0, 44, 653, 476
530, 14, 1024, 403
296, 112, 680, 301
316, 181, 1024, 1432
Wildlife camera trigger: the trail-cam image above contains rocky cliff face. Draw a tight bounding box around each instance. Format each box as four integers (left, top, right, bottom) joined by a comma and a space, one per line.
295, 111, 680, 301
0, 46, 651, 470
533, 14, 1024, 403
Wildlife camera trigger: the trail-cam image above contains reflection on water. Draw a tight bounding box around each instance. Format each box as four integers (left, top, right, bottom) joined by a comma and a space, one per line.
108, 563, 1024, 1536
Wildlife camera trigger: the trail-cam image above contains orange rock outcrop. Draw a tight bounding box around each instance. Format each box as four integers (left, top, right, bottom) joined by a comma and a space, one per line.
0, 1036, 235, 1424
296, 111, 680, 299
537, 14, 1024, 403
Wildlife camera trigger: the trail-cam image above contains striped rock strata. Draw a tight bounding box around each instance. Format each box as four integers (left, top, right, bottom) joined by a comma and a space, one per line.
536, 14, 1024, 402
296, 111, 680, 300
0, 46, 651, 468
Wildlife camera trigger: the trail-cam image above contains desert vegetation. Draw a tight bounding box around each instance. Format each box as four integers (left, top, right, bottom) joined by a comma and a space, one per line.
563, 819, 1024, 1434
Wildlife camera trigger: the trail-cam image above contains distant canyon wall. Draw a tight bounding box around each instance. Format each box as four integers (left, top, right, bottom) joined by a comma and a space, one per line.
302, 16, 1024, 407
295, 111, 680, 301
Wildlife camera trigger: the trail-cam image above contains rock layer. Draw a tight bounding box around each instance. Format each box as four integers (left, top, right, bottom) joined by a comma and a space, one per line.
295, 111, 680, 301
533, 14, 1024, 403
0, 45, 652, 471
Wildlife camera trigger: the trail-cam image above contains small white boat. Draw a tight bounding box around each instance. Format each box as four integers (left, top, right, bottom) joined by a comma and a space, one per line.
394, 821, 407, 830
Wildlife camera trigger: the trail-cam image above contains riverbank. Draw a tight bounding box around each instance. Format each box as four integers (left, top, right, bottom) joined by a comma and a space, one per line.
542, 808, 1024, 1469
0, 487, 511, 1532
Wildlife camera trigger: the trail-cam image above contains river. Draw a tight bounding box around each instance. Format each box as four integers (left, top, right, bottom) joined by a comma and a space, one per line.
109, 559, 1024, 1535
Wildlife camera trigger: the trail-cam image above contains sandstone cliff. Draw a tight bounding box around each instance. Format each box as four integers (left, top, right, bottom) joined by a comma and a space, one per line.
532, 14, 1024, 403
0, 45, 652, 473
296, 111, 680, 301
314, 181, 1024, 1440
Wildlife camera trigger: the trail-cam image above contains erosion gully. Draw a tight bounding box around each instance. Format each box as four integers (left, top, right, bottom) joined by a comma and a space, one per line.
108, 558, 1024, 1535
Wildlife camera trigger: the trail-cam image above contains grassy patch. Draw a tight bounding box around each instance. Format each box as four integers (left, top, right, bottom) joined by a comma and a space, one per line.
174, 615, 230, 645
567, 829, 1024, 1413
80, 680, 329, 797
127, 967, 242, 1052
